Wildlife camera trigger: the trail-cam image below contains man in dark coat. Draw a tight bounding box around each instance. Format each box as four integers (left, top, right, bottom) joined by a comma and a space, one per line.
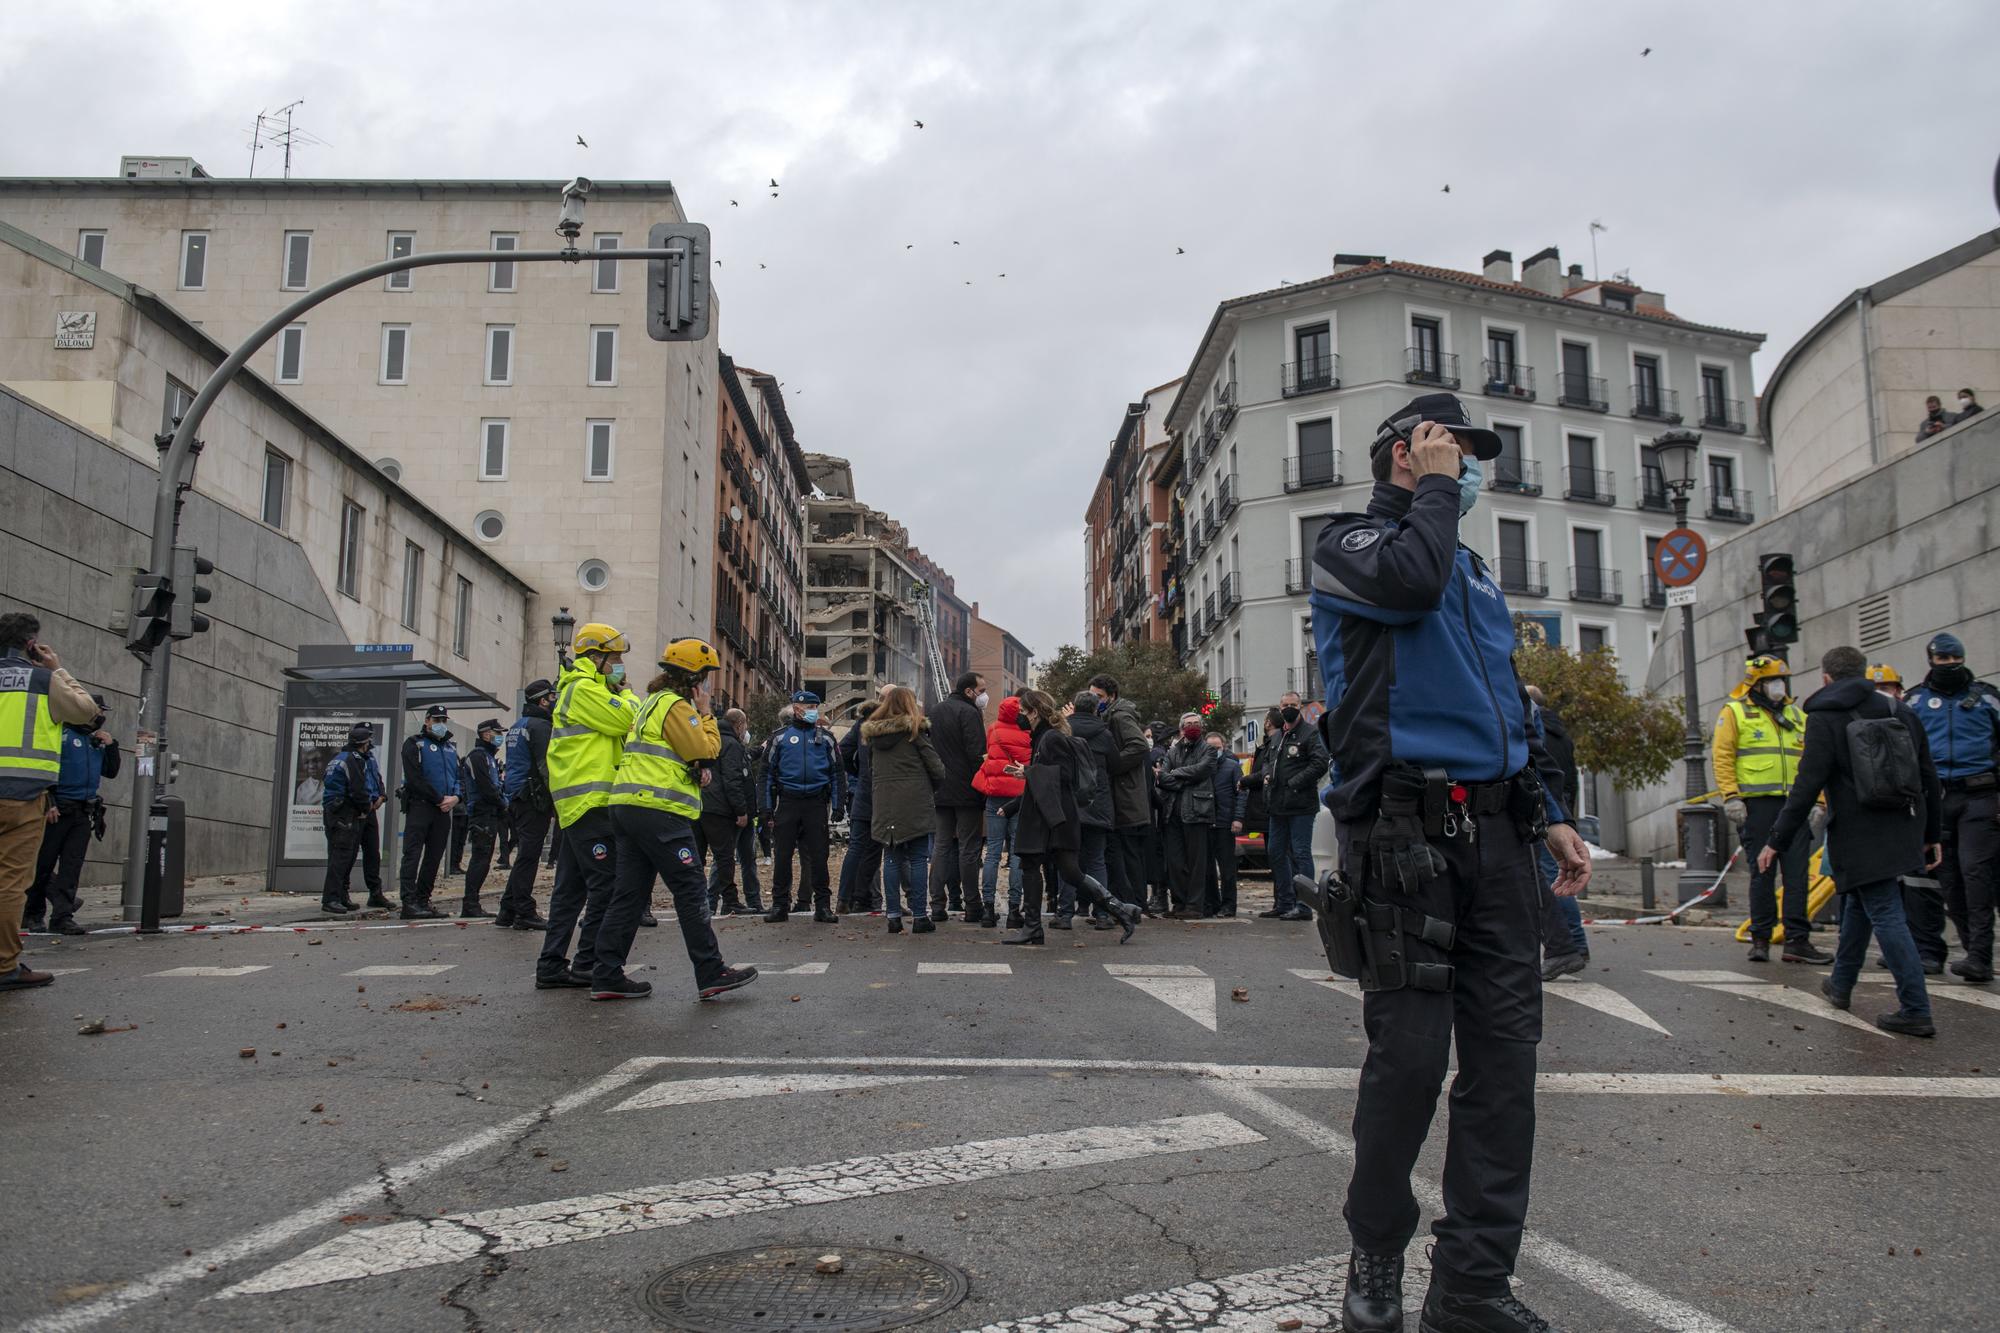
1245, 689, 1329, 921
1526, 688, 1591, 977
1145, 722, 1173, 912
1068, 691, 1120, 928
701, 707, 757, 915
1156, 713, 1219, 917
498, 680, 555, 930
1203, 731, 1242, 917
459, 719, 507, 918
928, 672, 989, 920
837, 702, 884, 914
1762, 645, 1944, 1037
1088, 675, 1153, 911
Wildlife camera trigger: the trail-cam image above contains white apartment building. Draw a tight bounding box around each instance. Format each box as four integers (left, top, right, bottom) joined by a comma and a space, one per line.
0, 158, 718, 682
1161, 248, 1768, 744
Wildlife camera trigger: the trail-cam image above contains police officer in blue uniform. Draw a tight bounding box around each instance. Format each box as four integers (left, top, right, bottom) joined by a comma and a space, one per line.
761, 691, 847, 924
1905, 632, 2000, 982
459, 718, 507, 919
398, 705, 460, 920
320, 722, 386, 914
1309, 393, 1591, 1333
498, 680, 557, 930
25, 693, 119, 935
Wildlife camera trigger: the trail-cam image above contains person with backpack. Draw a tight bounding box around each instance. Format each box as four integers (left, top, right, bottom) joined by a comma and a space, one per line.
1000, 690, 1139, 946
1904, 632, 2000, 983
1760, 646, 1943, 1036
1715, 655, 1828, 964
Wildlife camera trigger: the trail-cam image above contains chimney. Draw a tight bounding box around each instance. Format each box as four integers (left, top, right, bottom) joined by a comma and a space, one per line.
1638, 288, 1666, 310
1520, 247, 1562, 296
1482, 249, 1513, 284
1567, 264, 1585, 286
1332, 252, 1385, 276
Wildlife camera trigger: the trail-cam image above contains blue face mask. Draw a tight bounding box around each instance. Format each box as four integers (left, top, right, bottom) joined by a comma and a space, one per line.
428, 723, 448, 740
1457, 457, 1482, 517
802, 708, 820, 725
606, 663, 626, 685
1095, 698, 1109, 717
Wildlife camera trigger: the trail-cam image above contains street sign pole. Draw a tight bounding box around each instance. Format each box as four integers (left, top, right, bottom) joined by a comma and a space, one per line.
1655, 521, 1724, 910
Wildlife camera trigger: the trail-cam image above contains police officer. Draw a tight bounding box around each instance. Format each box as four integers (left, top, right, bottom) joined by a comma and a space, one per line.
595, 638, 759, 1001
1716, 656, 1829, 964
761, 691, 846, 924
497, 680, 557, 930
536, 623, 639, 989
1905, 631, 2000, 983
24, 692, 119, 936
459, 718, 507, 919
320, 723, 387, 914
1308, 393, 1589, 1333
397, 705, 461, 919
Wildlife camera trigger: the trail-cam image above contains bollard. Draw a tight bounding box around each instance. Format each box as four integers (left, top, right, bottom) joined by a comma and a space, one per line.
1639, 856, 1655, 912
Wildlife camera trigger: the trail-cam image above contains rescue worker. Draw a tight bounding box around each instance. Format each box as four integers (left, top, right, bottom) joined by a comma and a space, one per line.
1870, 663, 1947, 973
319, 722, 386, 914
1905, 632, 2000, 982
1308, 394, 1589, 1333
1716, 656, 1829, 964
597, 638, 757, 1001
536, 624, 639, 989
26, 692, 120, 935
761, 690, 846, 924
497, 680, 557, 930
397, 705, 460, 919
0, 611, 99, 990
459, 718, 506, 919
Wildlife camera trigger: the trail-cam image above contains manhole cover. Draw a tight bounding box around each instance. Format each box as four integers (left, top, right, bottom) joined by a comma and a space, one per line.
642, 1244, 970, 1332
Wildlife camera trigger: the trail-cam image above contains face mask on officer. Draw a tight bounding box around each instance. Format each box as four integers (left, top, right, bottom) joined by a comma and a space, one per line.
802, 708, 820, 725
429, 722, 448, 740
1760, 679, 1787, 704
1456, 456, 1482, 517
1280, 705, 1302, 727
1095, 698, 1109, 716
1931, 661, 1973, 692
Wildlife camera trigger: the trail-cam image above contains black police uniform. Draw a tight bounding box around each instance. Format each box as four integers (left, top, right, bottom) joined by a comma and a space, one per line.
461, 724, 506, 915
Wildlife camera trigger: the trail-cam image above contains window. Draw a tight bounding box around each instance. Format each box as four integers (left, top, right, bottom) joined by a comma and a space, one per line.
474, 510, 505, 541
452, 577, 473, 658
337, 501, 364, 597
77, 230, 106, 268
479, 419, 509, 480
1561, 340, 1591, 384
1492, 423, 1527, 488
1498, 518, 1531, 586
593, 233, 621, 292
586, 420, 615, 480
179, 231, 208, 289
1296, 418, 1336, 487
485, 325, 514, 385
385, 232, 414, 289
1572, 528, 1606, 598
1295, 322, 1332, 384
1410, 316, 1442, 375
379, 325, 409, 384
1601, 289, 1634, 312
260, 450, 290, 529
1701, 365, 1730, 420
1644, 535, 1665, 603
1578, 624, 1609, 654
276, 324, 305, 383
1487, 329, 1517, 377
1708, 454, 1738, 509
589, 326, 618, 386
1566, 433, 1603, 500
401, 541, 424, 630
489, 233, 517, 292
1633, 353, 1661, 412
578, 558, 611, 592
1639, 443, 1668, 509
282, 230, 311, 290
162, 376, 194, 436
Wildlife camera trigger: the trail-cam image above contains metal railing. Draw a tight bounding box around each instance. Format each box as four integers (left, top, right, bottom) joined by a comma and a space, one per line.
1643, 579, 1668, 609
1496, 557, 1548, 597
1220, 570, 1240, 609
1221, 676, 1245, 705
1706, 487, 1755, 523
1488, 458, 1542, 495
1284, 557, 1308, 595
1562, 467, 1617, 506
1700, 395, 1747, 433
1481, 360, 1535, 400
1217, 473, 1239, 518
1287, 662, 1326, 702
1204, 591, 1218, 624
1283, 451, 1343, 492
1631, 383, 1682, 423
1557, 372, 1609, 411
1406, 347, 1460, 389
1637, 466, 1673, 513
1216, 380, 1239, 430
1569, 565, 1624, 604
1281, 354, 1341, 397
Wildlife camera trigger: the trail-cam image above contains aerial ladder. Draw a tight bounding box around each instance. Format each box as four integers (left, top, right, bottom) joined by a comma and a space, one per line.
910, 581, 952, 704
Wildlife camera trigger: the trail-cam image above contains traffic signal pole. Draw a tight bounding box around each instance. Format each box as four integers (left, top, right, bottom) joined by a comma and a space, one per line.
120, 233, 705, 923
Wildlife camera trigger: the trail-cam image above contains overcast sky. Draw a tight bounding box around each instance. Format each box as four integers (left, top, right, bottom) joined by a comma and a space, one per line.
3, 1, 1995, 659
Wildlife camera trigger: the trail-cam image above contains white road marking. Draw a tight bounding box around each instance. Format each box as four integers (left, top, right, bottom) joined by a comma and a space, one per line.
1862, 978, 2000, 1012
917, 962, 1012, 975
1104, 962, 1207, 976
1112, 975, 1218, 1031
1647, 969, 1760, 983
959, 1256, 1351, 1330
343, 965, 456, 977
1544, 981, 1672, 1036
17, 1059, 660, 1333
147, 966, 271, 978
1209, 1084, 1744, 1333
609, 1073, 960, 1112
1696, 982, 1890, 1036
747, 961, 830, 975
1289, 967, 1363, 1001
43, 967, 90, 977
1536, 1072, 2000, 1097
219, 1113, 1267, 1297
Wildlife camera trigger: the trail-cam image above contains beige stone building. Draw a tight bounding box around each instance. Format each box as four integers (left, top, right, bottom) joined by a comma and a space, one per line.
970, 606, 1033, 724
0, 159, 717, 681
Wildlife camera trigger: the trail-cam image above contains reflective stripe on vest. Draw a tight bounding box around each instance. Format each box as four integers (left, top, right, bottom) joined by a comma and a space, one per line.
0, 664, 61, 800
547, 666, 626, 827
1726, 698, 1805, 797
608, 690, 703, 820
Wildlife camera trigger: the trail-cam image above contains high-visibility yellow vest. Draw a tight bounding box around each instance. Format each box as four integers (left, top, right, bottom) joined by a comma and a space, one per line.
547, 659, 636, 827
608, 689, 704, 822
1724, 697, 1806, 797
0, 661, 63, 802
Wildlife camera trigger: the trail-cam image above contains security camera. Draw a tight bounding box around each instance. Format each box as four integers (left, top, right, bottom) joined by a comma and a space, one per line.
556, 176, 593, 242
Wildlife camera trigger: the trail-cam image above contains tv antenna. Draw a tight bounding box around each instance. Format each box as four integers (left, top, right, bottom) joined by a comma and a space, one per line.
246, 100, 327, 179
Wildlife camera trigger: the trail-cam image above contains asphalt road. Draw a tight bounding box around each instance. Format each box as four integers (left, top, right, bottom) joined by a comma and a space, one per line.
7, 895, 1997, 1333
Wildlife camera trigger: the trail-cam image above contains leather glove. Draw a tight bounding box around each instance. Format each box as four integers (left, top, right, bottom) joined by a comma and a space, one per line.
1808, 805, 1829, 837
1370, 810, 1446, 896
1723, 798, 1748, 830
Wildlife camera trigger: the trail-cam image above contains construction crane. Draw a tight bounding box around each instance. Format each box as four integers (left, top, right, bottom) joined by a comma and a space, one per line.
910, 581, 952, 703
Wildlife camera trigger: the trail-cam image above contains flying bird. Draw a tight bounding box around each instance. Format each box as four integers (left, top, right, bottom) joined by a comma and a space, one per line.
758, 262, 767, 269
997, 273, 1006, 278
1441, 184, 1451, 193
1641, 46, 1651, 56
730, 199, 739, 206
770, 178, 779, 188
1176, 247, 1185, 255
905, 244, 914, 249
914, 119, 924, 129
963, 280, 971, 285
576, 135, 588, 148
770, 191, 778, 198
952, 240, 960, 246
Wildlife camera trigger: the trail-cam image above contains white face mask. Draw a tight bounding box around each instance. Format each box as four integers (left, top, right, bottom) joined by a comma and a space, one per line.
1761, 680, 1787, 703
974, 691, 990, 710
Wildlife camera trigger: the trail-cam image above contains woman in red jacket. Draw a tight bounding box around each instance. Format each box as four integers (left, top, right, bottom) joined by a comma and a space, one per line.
971, 695, 1034, 928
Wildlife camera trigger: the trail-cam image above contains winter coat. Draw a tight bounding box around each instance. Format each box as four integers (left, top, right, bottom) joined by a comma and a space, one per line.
1147, 742, 1169, 821
972, 696, 1033, 800
1537, 706, 1582, 816
708, 728, 755, 820
1209, 749, 1243, 829
1157, 735, 1219, 824
1767, 675, 1943, 893
1068, 712, 1118, 830
1250, 721, 1331, 818
838, 722, 872, 821
864, 715, 945, 845
1015, 722, 1084, 855
929, 692, 989, 809
1104, 698, 1152, 829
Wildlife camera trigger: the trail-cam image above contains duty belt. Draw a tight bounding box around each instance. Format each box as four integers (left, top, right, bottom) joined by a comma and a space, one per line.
1944, 771, 1999, 793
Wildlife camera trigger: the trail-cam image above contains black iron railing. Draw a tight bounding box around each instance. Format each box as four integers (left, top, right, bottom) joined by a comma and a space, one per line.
1281, 354, 1340, 397
1406, 346, 1461, 388
1569, 565, 1623, 604
1488, 458, 1542, 495
1563, 467, 1617, 506
1283, 451, 1343, 492
1631, 383, 1682, 423
1497, 557, 1548, 598
1638, 465, 1673, 513
1481, 359, 1535, 400
1284, 557, 1308, 595
1706, 487, 1755, 523
1557, 372, 1609, 412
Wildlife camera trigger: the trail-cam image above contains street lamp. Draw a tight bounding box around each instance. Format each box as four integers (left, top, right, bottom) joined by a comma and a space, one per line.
551, 605, 576, 673
1651, 428, 1726, 909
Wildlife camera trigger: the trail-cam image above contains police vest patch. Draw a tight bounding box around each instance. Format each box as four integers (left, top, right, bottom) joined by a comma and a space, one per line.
1341, 528, 1381, 552
1930, 698, 1943, 709
592, 842, 608, 859
788, 734, 800, 744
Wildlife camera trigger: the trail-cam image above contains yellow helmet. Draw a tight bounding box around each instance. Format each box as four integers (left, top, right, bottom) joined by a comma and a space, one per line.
659, 637, 721, 676
1729, 654, 1790, 700
1867, 664, 1903, 687
572, 622, 630, 655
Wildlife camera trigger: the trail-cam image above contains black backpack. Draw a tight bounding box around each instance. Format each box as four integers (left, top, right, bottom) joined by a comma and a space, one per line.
1068, 734, 1102, 811
1847, 705, 1922, 811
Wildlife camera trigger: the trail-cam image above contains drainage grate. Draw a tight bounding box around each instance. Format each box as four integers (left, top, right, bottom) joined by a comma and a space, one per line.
642, 1245, 970, 1332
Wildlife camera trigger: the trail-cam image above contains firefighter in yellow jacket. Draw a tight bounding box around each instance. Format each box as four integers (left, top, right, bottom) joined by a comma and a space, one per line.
1715, 655, 1829, 964
592, 638, 759, 1001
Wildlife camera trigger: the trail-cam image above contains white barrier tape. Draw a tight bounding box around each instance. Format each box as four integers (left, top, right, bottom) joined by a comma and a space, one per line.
1580, 845, 1743, 927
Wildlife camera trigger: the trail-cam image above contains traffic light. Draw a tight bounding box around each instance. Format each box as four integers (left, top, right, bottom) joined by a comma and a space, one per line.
1746, 552, 1798, 657
125, 571, 172, 661
169, 544, 213, 639
645, 221, 711, 343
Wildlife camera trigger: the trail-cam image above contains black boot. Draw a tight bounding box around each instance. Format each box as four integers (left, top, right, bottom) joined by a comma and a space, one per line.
764, 902, 791, 923
1001, 920, 1045, 945
1342, 1250, 1404, 1333
1747, 936, 1770, 963
981, 906, 998, 928
1005, 909, 1024, 930
320, 900, 353, 916
401, 899, 444, 920
460, 898, 493, 919
1076, 875, 1140, 944
1782, 938, 1832, 965
365, 891, 393, 910
1418, 1285, 1553, 1332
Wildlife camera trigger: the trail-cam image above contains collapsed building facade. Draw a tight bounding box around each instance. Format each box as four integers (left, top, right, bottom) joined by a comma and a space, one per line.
802, 453, 938, 718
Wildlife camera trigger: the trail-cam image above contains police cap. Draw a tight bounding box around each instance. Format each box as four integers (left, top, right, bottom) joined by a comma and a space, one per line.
1371, 391, 1504, 461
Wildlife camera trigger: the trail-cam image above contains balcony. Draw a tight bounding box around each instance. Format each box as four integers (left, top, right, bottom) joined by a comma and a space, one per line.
1203, 499, 1218, 537
1217, 473, 1239, 518
1220, 570, 1241, 611
1204, 591, 1218, 624
1480, 360, 1536, 401
1405, 347, 1461, 389
1496, 557, 1548, 598
1281, 353, 1341, 397
1286, 663, 1326, 703
1631, 384, 1682, 424
1569, 565, 1624, 605
1220, 676, 1246, 705
1215, 380, 1239, 430
1700, 395, 1747, 433
1706, 487, 1755, 524
1283, 451, 1343, 493
1557, 372, 1609, 412
1284, 557, 1308, 595
1488, 458, 1542, 496
1643, 579, 1668, 610
1186, 515, 1209, 558
1637, 465, 1673, 513
1562, 467, 1617, 506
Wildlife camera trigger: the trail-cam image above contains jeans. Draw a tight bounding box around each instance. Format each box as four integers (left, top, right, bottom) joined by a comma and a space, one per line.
981, 796, 1024, 911
1537, 843, 1587, 955
883, 833, 933, 919
1268, 812, 1316, 912
1830, 879, 1931, 1018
